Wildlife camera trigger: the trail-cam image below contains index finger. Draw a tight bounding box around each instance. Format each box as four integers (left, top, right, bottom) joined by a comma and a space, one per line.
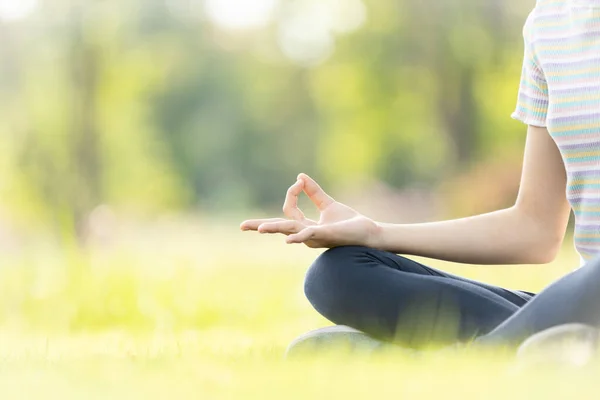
240, 218, 286, 231
298, 173, 334, 211
282, 179, 306, 221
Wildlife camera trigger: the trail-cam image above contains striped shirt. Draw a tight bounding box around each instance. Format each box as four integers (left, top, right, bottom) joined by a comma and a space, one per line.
512, 0, 600, 263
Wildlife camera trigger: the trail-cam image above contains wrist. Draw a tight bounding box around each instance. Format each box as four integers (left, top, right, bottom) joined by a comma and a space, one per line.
366, 220, 385, 249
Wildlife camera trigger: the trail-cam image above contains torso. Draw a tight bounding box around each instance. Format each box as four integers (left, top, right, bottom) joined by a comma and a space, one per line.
531, 0, 600, 261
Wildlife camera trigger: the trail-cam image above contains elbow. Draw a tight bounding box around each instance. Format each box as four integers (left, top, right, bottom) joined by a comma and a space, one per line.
523, 236, 563, 265
526, 249, 558, 265
510, 205, 567, 265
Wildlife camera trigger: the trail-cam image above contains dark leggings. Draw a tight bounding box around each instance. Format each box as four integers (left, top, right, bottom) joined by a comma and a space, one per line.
303, 246, 600, 348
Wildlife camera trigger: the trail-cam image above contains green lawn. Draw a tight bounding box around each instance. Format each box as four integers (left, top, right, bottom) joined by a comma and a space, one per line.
0, 220, 594, 399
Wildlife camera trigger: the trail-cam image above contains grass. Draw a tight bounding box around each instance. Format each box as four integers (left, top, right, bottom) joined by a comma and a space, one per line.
0, 218, 594, 399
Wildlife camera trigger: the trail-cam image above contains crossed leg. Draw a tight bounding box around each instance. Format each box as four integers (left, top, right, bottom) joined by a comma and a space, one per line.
303, 246, 534, 348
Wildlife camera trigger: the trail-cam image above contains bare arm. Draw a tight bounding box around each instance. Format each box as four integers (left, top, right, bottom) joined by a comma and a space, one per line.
241, 126, 571, 265
374, 125, 571, 264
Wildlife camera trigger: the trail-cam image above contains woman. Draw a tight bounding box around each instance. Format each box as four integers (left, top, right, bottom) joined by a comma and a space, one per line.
241, 0, 600, 353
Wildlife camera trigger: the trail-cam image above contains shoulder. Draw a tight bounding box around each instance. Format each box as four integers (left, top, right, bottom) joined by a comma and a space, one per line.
523, 0, 569, 40
533, 0, 568, 9
522, 7, 540, 44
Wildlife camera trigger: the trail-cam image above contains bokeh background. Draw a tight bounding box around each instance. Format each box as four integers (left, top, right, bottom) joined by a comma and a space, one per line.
0, 0, 586, 397
1, 0, 544, 228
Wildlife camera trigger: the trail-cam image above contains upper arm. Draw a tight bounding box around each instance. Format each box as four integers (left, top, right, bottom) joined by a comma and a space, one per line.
511, 11, 569, 251
514, 125, 570, 246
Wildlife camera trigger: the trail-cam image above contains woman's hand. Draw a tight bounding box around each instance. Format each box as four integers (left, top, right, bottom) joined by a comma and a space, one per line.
240, 173, 380, 249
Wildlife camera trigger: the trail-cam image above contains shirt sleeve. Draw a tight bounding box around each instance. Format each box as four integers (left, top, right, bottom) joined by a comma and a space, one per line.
511, 13, 549, 127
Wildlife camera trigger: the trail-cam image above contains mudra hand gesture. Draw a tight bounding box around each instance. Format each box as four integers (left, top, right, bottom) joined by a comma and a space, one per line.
240, 173, 379, 249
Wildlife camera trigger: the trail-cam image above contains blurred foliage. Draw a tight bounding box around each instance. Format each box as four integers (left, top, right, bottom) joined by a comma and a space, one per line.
0, 0, 536, 236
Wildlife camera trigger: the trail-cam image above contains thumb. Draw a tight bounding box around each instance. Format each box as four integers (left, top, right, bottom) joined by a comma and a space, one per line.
298, 173, 334, 211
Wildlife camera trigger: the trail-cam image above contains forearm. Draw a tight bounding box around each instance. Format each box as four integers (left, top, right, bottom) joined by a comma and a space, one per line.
371, 206, 561, 265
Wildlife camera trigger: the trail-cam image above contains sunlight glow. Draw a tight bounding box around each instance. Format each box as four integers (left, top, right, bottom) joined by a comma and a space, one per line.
277, 0, 367, 66
204, 0, 277, 30
0, 0, 38, 21
278, 10, 334, 67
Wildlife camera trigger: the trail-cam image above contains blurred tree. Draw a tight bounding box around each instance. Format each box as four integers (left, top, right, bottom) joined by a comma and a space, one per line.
1, 0, 187, 240
0, 0, 535, 228
69, 2, 101, 238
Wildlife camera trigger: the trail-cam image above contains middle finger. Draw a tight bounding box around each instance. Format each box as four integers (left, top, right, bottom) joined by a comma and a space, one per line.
241, 218, 287, 231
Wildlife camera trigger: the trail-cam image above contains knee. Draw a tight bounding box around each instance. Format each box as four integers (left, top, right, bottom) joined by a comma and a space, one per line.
303, 246, 371, 317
